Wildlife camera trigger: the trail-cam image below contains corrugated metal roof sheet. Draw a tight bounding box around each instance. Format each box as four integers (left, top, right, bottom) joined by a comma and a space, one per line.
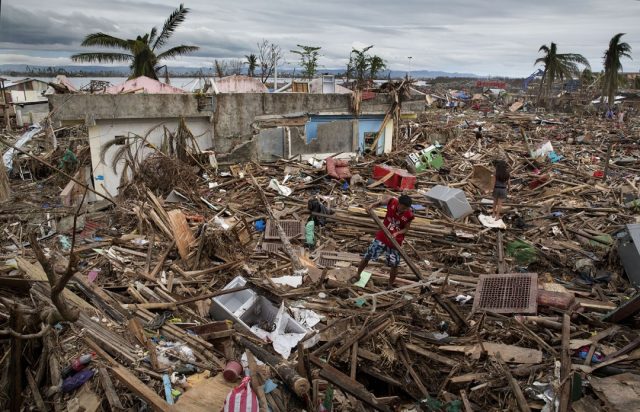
103, 76, 185, 94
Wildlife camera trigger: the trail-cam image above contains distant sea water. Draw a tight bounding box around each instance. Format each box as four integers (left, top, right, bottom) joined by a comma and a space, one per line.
2, 76, 205, 91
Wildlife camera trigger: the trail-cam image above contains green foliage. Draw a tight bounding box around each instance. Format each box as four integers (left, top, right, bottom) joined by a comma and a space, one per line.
245, 53, 258, 77
535, 42, 590, 100
603, 33, 632, 105
291, 44, 321, 80
347, 46, 387, 89
70, 4, 198, 80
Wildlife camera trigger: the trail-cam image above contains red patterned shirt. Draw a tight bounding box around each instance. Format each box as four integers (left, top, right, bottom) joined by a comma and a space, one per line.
375, 198, 414, 248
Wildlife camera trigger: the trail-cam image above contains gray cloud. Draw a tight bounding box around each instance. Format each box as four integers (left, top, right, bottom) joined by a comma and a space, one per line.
0, 5, 117, 47
1, 0, 639, 76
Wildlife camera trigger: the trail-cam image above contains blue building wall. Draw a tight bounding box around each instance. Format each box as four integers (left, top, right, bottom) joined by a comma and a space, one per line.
305, 114, 386, 154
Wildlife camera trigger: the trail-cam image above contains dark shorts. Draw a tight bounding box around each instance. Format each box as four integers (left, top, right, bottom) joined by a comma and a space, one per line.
364, 239, 400, 267
493, 187, 507, 199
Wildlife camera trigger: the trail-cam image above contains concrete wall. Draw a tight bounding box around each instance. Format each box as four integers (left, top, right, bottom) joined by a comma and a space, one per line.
89, 117, 212, 197
213, 93, 395, 156
49, 92, 423, 164
49, 94, 215, 124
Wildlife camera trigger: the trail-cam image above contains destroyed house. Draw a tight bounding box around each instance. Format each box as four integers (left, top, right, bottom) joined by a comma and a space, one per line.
49, 82, 422, 195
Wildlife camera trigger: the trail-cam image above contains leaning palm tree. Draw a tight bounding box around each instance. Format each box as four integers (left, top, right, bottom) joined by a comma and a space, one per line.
71, 4, 198, 80
602, 33, 632, 106
245, 54, 258, 77
535, 42, 590, 101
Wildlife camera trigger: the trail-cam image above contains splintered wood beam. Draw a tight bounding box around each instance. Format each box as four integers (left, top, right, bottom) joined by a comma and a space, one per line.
311, 355, 391, 412
236, 336, 310, 397
366, 209, 468, 331
559, 314, 572, 412
98, 367, 125, 411
495, 352, 531, 412
497, 230, 505, 274
84, 336, 171, 412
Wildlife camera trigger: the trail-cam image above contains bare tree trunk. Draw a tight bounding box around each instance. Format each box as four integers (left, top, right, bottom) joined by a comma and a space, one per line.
0, 160, 10, 202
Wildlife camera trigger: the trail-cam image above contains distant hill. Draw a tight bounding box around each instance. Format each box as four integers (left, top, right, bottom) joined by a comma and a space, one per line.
0, 64, 480, 79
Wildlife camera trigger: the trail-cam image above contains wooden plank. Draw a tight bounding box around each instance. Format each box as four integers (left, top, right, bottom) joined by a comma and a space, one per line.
367, 171, 394, 188
602, 294, 640, 323
311, 356, 391, 412
405, 343, 457, 368
460, 389, 473, 412
26, 369, 47, 412
440, 342, 542, 364
16, 257, 93, 310
495, 352, 531, 412
589, 373, 640, 412
559, 314, 571, 412
98, 367, 124, 411
167, 210, 195, 260
450, 372, 489, 384
84, 337, 170, 412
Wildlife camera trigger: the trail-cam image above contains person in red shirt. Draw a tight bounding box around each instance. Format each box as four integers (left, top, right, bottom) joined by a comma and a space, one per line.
356, 194, 414, 288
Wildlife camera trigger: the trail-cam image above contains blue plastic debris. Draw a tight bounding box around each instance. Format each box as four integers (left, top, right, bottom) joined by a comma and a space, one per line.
62, 369, 95, 393
263, 379, 278, 394
254, 219, 266, 232
548, 151, 563, 163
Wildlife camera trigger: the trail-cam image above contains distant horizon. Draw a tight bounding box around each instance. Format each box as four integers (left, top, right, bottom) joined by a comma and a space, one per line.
0, 63, 514, 79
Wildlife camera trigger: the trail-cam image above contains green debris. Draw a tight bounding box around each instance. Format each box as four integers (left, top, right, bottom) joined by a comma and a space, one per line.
589, 234, 613, 249
421, 396, 462, 412
506, 240, 537, 264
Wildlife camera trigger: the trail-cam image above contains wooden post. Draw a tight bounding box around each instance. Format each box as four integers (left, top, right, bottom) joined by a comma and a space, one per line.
9, 308, 23, 412
603, 141, 613, 181
366, 208, 469, 331
497, 230, 505, 274
559, 314, 572, 412
0, 160, 10, 203
236, 336, 310, 398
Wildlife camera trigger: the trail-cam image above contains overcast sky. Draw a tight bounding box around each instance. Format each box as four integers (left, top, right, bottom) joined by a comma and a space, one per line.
1, 0, 639, 77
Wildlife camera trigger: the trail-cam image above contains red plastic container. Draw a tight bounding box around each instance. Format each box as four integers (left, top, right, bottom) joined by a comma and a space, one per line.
223, 360, 243, 382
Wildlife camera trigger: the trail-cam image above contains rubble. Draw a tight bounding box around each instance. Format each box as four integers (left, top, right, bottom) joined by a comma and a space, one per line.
1, 91, 640, 412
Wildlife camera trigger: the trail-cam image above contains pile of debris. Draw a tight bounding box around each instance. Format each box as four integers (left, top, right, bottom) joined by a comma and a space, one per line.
1, 104, 639, 412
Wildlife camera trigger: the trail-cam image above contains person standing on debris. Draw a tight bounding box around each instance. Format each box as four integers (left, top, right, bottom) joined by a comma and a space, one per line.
475, 125, 483, 150
356, 194, 414, 288
617, 109, 625, 128
492, 160, 510, 220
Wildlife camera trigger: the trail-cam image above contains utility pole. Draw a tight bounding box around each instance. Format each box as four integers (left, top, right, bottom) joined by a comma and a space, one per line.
407, 56, 413, 79
0, 77, 10, 131
272, 45, 278, 91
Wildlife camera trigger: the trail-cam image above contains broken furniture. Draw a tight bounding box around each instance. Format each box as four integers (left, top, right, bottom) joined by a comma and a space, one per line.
326, 157, 352, 180
372, 164, 416, 190
209, 276, 307, 340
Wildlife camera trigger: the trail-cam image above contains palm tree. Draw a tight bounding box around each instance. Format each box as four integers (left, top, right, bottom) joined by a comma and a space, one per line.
368, 55, 387, 80
535, 42, 590, 100
602, 33, 632, 106
71, 4, 198, 80
245, 54, 258, 77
